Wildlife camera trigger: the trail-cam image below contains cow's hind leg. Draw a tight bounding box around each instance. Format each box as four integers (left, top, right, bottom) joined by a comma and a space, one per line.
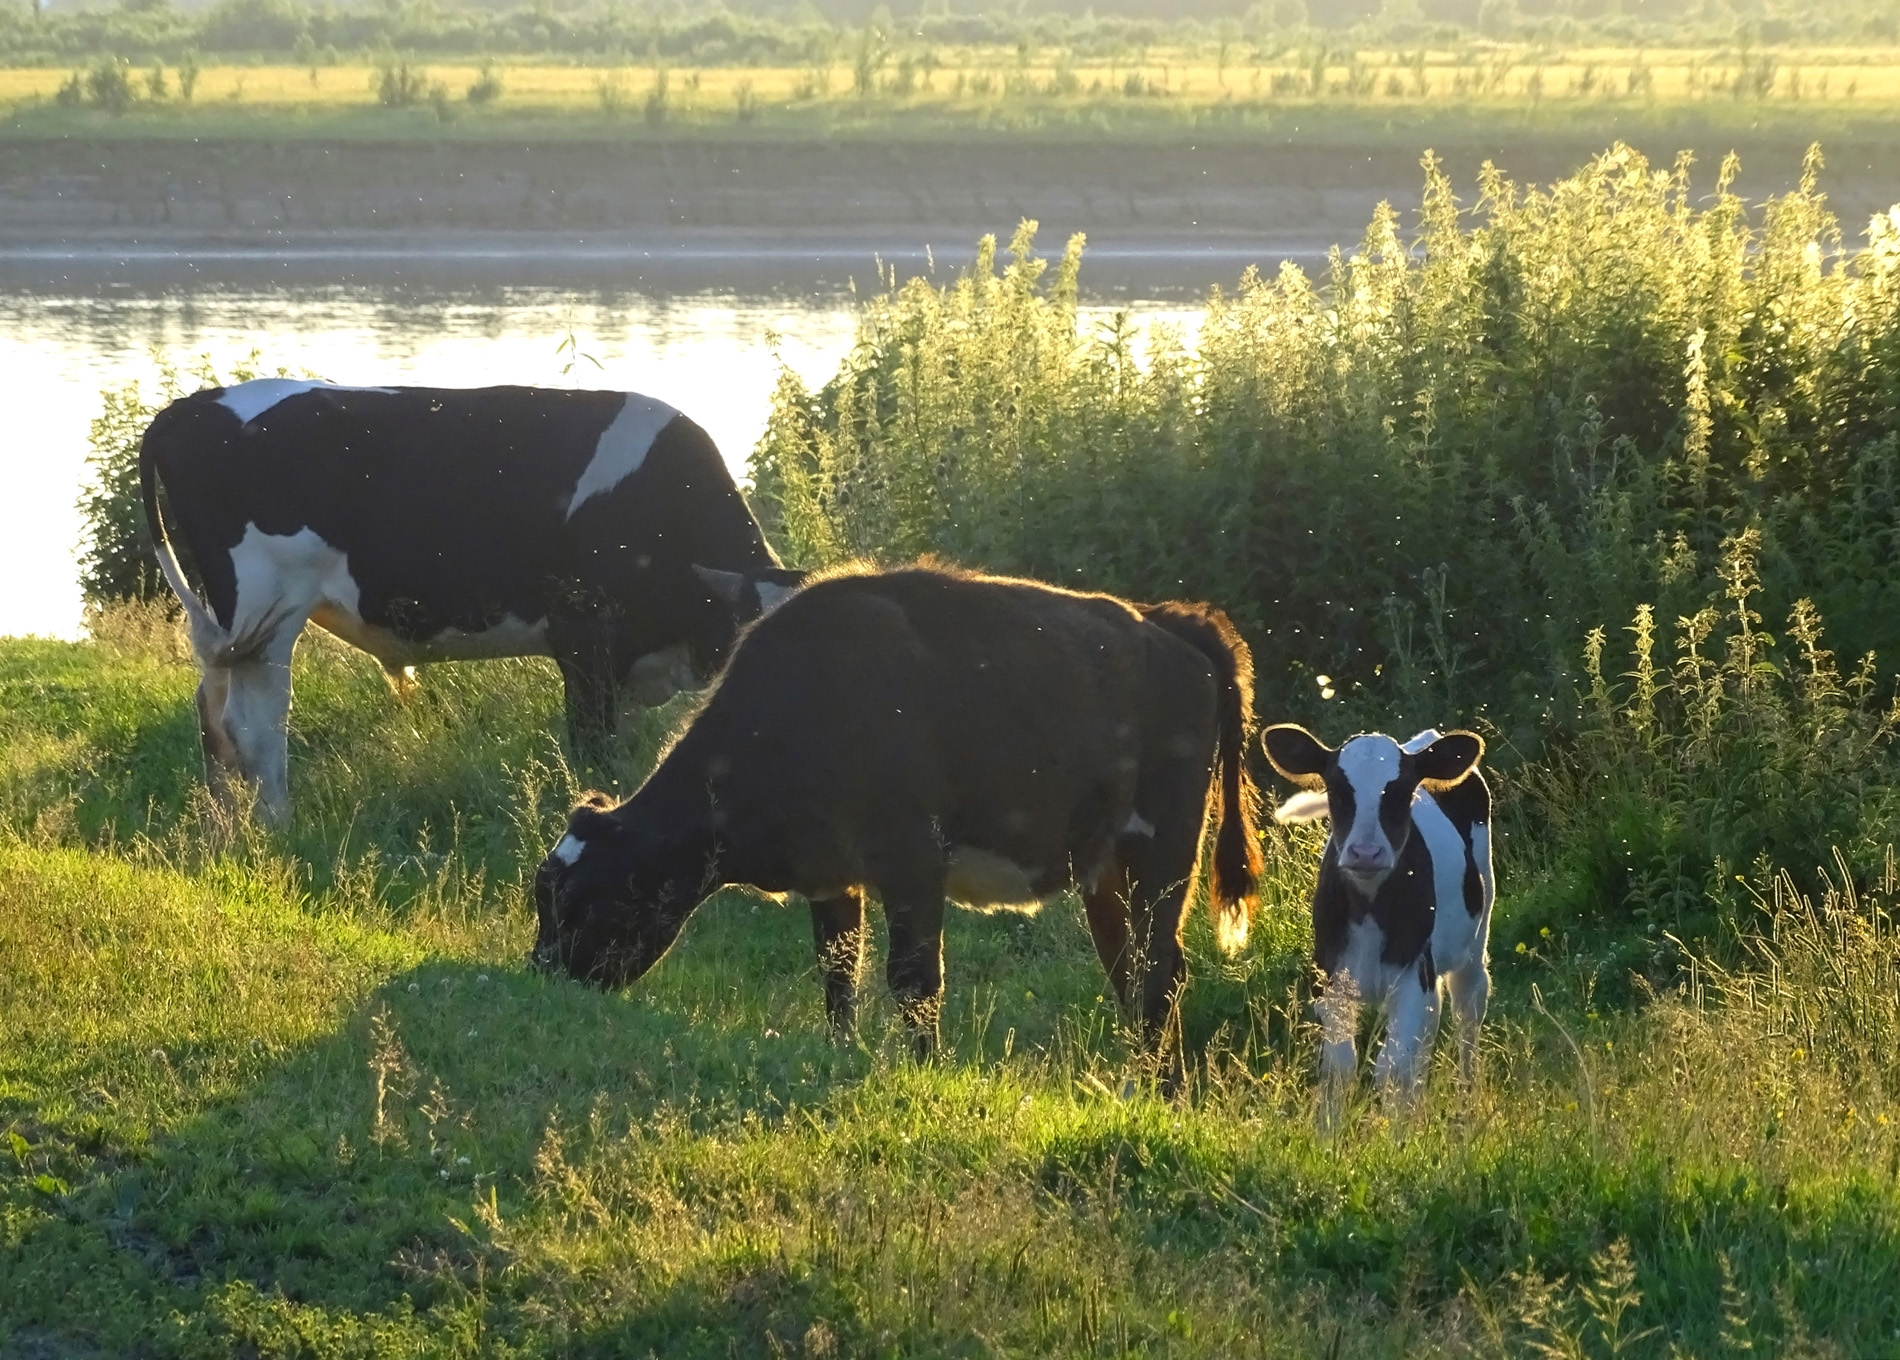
811, 889, 867, 1041
1081, 860, 1135, 1015
1119, 816, 1201, 1095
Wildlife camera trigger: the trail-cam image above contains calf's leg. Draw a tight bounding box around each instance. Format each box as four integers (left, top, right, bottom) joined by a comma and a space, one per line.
1373, 971, 1440, 1112
1444, 956, 1491, 1083
810, 890, 867, 1040
1316, 971, 1360, 1132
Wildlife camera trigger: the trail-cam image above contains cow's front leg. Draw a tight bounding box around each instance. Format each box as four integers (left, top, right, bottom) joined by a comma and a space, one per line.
1373, 969, 1439, 1115
553, 647, 619, 775
810, 890, 867, 1041
880, 885, 947, 1062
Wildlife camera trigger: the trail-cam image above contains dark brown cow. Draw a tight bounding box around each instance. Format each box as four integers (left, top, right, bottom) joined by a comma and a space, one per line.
532, 563, 1261, 1079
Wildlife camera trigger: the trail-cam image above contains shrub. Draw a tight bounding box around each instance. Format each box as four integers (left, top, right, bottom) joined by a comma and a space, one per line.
373, 60, 441, 108
78, 358, 272, 612
753, 145, 1900, 747
83, 56, 136, 112
465, 59, 503, 104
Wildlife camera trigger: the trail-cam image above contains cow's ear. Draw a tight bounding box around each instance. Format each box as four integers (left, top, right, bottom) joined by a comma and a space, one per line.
1261, 723, 1332, 790
692, 564, 747, 605
1413, 731, 1483, 791
753, 568, 806, 615
567, 799, 620, 839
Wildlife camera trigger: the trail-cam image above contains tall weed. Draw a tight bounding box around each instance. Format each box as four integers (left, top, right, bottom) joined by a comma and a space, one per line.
755, 145, 1900, 747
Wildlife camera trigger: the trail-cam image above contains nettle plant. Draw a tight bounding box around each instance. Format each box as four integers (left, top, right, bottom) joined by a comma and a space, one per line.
1521, 528, 1900, 934
754, 145, 1900, 738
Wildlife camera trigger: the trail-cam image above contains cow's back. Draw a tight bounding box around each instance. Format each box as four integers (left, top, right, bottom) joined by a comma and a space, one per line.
670, 566, 1180, 878
142, 382, 771, 645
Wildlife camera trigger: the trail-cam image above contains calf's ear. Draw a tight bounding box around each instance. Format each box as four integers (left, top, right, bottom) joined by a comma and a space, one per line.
1261, 723, 1332, 789
1413, 730, 1484, 790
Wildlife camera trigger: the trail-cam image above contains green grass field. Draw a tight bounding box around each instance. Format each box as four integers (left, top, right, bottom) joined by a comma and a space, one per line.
1, 609, 1897, 1357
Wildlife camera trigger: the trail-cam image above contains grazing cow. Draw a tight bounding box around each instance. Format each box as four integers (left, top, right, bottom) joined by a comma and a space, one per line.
141, 380, 802, 822
1260, 724, 1494, 1124
533, 563, 1261, 1081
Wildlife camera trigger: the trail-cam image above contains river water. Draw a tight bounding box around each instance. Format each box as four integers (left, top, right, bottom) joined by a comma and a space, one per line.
0, 245, 1231, 640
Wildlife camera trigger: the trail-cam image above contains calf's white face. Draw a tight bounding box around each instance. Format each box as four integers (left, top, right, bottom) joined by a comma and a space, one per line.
1262, 723, 1484, 902
1333, 736, 1406, 894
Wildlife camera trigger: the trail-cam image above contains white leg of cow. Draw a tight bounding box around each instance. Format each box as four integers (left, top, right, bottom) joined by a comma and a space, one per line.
1445, 955, 1492, 1085
1316, 971, 1360, 1132
1374, 974, 1439, 1112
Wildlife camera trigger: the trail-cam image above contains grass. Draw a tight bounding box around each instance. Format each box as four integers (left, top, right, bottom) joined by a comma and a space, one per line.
14, 48, 1900, 141
2, 606, 1898, 1356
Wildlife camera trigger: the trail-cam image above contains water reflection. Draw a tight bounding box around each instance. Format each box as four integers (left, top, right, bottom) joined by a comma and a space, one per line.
0, 280, 1199, 639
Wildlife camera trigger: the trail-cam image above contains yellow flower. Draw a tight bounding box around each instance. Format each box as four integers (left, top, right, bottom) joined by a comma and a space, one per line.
1539, 926, 1551, 938
1515, 942, 1528, 954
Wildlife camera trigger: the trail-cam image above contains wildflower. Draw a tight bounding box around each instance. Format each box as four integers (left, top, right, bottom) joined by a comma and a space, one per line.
1539, 926, 1550, 938
1792, 1047, 1806, 1061
476, 973, 489, 984
407, 982, 420, 994
1515, 942, 1527, 954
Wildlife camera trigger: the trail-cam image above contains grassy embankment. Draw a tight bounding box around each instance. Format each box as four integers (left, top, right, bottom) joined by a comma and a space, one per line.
8, 146, 1900, 1354
10, 47, 1900, 140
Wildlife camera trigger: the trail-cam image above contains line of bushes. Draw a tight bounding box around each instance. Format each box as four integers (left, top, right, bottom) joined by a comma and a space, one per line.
751, 143, 1900, 931
2, 0, 1896, 68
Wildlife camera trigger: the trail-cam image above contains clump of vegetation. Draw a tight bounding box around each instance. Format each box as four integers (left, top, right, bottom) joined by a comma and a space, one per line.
464, 58, 502, 105
371, 58, 443, 109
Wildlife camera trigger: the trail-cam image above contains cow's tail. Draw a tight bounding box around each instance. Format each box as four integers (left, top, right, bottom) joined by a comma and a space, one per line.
140, 414, 224, 660
1141, 601, 1262, 954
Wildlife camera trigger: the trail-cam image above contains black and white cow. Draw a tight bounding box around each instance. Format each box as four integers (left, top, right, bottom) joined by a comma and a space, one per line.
1261, 724, 1494, 1124
141, 379, 803, 823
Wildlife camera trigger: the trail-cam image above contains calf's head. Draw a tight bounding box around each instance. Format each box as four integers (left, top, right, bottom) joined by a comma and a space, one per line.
1261, 724, 1483, 898
532, 794, 711, 989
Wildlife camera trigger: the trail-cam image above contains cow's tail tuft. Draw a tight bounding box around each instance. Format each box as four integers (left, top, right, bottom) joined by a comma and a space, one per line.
1141, 600, 1262, 954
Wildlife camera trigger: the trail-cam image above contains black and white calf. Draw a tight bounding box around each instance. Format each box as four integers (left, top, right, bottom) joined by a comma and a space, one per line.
141, 380, 802, 823
1261, 724, 1495, 1122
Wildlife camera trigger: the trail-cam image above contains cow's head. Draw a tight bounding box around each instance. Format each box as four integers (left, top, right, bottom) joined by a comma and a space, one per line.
685, 563, 807, 678
531, 793, 712, 989
1261, 724, 1483, 899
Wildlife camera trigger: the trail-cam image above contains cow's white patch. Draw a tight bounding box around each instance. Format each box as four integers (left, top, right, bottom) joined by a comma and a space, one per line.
1413, 788, 1482, 977
1335, 735, 1402, 890
1121, 811, 1157, 838
553, 834, 585, 865
565, 393, 679, 518
1401, 729, 1444, 755
756, 581, 797, 614
945, 847, 1043, 911
216, 378, 397, 426
224, 524, 358, 661
1274, 790, 1331, 824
